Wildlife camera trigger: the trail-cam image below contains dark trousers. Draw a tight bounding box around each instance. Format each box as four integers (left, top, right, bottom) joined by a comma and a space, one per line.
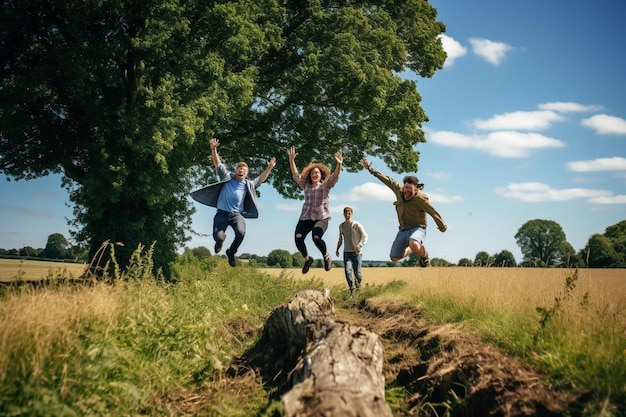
294, 219, 328, 258
213, 210, 246, 254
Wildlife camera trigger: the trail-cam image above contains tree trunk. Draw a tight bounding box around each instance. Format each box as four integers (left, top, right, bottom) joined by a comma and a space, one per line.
262, 289, 393, 417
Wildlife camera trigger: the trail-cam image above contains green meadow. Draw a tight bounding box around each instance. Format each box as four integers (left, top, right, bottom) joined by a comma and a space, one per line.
1, 254, 624, 416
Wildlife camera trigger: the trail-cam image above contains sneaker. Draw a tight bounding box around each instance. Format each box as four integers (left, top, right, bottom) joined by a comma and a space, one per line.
323, 254, 332, 271
214, 241, 223, 254
302, 257, 314, 274
226, 249, 236, 267
420, 253, 430, 267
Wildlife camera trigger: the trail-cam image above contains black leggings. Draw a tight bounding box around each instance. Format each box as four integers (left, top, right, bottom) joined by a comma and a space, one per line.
294, 219, 328, 258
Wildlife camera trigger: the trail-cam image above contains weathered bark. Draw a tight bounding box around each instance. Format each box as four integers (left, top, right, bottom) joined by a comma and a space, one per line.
262, 289, 393, 417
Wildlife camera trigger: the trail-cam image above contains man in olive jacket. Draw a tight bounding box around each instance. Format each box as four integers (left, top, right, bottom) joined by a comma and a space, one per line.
360, 157, 447, 266
191, 138, 276, 266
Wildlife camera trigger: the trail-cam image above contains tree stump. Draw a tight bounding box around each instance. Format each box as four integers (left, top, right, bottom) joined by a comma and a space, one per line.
262, 289, 393, 417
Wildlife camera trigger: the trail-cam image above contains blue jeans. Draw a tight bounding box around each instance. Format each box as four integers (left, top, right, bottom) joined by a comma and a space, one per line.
390, 227, 426, 259
343, 251, 363, 290
213, 210, 246, 254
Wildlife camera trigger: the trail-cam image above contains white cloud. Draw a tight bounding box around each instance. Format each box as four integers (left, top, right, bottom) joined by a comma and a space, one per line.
538, 102, 603, 113
495, 182, 613, 203
469, 38, 512, 65
581, 114, 626, 135
427, 192, 463, 204
275, 203, 302, 211
428, 130, 564, 158
587, 195, 626, 204
342, 182, 394, 202
439, 34, 467, 67
329, 204, 347, 214
341, 182, 462, 204
472, 110, 564, 131
567, 157, 626, 172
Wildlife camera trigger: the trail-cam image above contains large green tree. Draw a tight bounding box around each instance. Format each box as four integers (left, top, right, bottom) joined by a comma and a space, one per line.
266, 248, 292, 268
584, 234, 621, 268
40, 233, 70, 259
473, 251, 494, 267
558, 241, 580, 268
603, 220, 626, 266
493, 249, 516, 267
514, 219, 567, 267
0, 0, 446, 275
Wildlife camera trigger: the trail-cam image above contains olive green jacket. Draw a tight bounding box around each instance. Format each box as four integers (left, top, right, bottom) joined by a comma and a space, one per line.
368, 168, 447, 231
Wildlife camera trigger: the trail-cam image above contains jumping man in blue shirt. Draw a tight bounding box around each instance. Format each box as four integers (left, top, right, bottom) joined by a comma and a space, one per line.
192, 138, 276, 266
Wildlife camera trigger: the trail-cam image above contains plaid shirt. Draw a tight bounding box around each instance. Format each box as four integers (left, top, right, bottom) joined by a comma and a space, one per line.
293, 172, 339, 221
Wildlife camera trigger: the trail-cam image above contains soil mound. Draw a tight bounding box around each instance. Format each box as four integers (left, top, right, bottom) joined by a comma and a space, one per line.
354, 297, 578, 416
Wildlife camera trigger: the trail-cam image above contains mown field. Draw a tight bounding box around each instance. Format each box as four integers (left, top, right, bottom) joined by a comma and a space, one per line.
0, 259, 87, 282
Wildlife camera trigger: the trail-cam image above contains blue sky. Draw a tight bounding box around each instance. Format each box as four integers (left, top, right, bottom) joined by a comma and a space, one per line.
2, 0, 626, 264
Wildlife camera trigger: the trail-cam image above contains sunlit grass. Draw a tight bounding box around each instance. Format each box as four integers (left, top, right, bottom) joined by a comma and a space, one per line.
264, 266, 626, 413
0, 255, 322, 416
1, 258, 624, 416
0, 258, 87, 281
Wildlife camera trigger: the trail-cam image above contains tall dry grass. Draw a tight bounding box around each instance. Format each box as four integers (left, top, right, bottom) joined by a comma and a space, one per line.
0, 284, 120, 385
262, 266, 626, 319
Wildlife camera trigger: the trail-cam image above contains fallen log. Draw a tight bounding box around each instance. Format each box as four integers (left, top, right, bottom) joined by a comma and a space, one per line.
262, 289, 393, 417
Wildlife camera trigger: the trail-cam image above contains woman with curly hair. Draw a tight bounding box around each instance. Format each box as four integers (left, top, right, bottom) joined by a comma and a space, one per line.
288, 146, 343, 274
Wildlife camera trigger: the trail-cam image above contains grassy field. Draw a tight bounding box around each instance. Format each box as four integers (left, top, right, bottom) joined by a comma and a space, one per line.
260, 266, 626, 317
1, 257, 624, 416
0, 259, 88, 282
263, 267, 626, 318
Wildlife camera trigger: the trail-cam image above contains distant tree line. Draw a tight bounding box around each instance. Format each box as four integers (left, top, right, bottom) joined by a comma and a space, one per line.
186, 218, 626, 269
438, 219, 625, 268
0, 233, 87, 263
2, 219, 625, 268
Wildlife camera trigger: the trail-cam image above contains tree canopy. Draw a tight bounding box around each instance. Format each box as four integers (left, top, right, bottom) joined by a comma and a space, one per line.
267, 249, 293, 268
0, 0, 446, 275
40, 233, 69, 259
585, 234, 622, 268
493, 249, 516, 267
602, 220, 626, 266
515, 219, 568, 267
473, 251, 493, 267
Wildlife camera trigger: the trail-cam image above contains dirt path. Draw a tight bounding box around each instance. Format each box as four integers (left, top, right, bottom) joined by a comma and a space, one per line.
213, 293, 581, 417
345, 297, 579, 416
